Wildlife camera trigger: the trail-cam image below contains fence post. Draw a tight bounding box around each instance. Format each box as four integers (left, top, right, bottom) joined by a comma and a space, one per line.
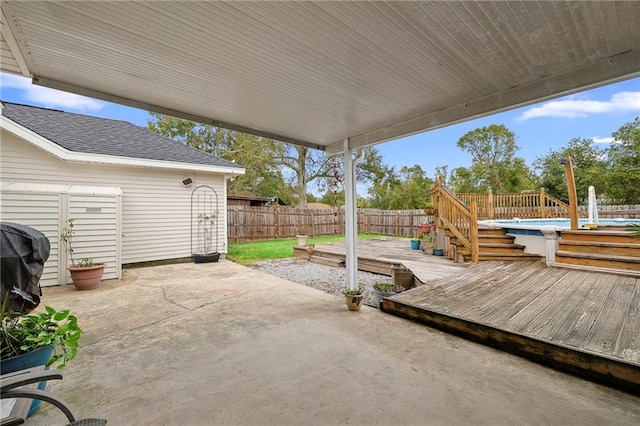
396, 211, 401, 236
487, 188, 494, 219
274, 208, 279, 239
540, 188, 547, 218
311, 210, 316, 237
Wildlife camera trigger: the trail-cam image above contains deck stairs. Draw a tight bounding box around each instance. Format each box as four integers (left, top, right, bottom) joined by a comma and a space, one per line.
448, 226, 543, 262
555, 229, 640, 274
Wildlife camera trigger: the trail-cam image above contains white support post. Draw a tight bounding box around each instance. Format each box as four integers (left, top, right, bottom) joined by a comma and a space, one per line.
343, 139, 357, 290
541, 226, 559, 266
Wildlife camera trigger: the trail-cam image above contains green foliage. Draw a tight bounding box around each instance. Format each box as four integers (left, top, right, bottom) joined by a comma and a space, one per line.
342, 286, 364, 296
605, 117, 640, 204
76, 258, 94, 267
373, 283, 394, 292
59, 218, 76, 266
148, 114, 387, 207
367, 164, 434, 209
1, 305, 82, 369
455, 124, 525, 192
533, 138, 606, 203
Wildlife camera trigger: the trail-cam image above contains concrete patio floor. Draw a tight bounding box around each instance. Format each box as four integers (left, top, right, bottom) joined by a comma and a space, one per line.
30, 260, 640, 425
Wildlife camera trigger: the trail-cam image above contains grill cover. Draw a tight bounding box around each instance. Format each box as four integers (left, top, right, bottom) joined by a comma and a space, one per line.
1, 222, 50, 314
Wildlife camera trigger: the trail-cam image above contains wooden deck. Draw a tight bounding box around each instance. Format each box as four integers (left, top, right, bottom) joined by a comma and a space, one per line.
298, 237, 467, 283
298, 238, 640, 393
385, 261, 640, 393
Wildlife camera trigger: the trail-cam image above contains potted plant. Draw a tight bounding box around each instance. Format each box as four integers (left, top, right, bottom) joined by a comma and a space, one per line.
371, 282, 402, 309
1, 295, 82, 415
342, 286, 364, 311
424, 203, 437, 216
410, 229, 422, 250
194, 212, 220, 263
60, 219, 106, 290
434, 246, 444, 256
420, 233, 434, 253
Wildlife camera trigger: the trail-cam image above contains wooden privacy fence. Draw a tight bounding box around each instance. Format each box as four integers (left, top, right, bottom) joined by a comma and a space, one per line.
227, 206, 436, 242
455, 188, 580, 219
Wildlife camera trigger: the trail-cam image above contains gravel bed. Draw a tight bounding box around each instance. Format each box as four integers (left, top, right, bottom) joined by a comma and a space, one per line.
251, 258, 393, 307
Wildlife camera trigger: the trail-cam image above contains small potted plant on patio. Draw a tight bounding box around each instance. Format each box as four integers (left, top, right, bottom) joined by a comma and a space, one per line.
371, 282, 403, 309
60, 219, 106, 290
410, 228, 422, 250
434, 246, 444, 256
420, 233, 434, 254
342, 286, 364, 311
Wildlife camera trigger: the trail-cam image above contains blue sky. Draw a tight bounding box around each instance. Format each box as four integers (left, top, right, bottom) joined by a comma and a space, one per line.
1, 72, 639, 180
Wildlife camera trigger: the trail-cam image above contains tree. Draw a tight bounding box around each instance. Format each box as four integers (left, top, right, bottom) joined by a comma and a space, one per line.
533, 138, 606, 203
147, 114, 388, 207
147, 113, 293, 201
366, 164, 434, 209
456, 124, 530, 192
605, 117, 640, 204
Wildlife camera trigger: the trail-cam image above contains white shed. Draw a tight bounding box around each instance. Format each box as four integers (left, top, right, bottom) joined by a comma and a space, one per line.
0, 101, 245, 286
0, 182, 122, 286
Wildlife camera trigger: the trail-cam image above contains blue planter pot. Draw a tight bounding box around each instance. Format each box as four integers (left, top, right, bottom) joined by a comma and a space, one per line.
434, 248, 444, 256
1, 345, 54, 416
410, 240, 421, 250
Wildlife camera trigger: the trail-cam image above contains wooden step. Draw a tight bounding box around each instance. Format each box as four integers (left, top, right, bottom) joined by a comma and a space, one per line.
467, 253, 543, 262
479, 234, 515, 244
478, 243, 526, 254
477, 227, 508, 236
309, 255, 345, 267
558, 240, 640, 257
555, 251, 640, 272
560, 230, 637, 244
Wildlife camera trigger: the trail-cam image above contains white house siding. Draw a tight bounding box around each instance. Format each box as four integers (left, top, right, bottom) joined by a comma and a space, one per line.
0, 130, 229, 267
0, 190, 61, 286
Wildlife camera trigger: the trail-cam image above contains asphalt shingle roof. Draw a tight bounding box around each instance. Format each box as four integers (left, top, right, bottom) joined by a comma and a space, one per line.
1, 101, 243, 169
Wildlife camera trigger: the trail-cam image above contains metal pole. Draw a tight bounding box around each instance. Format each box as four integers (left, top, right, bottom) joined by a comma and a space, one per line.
343, 139, 357, 290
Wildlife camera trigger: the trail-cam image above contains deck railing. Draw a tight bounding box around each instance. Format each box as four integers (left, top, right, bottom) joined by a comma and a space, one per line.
455, 188, 583, 219
431, 181, 479, 263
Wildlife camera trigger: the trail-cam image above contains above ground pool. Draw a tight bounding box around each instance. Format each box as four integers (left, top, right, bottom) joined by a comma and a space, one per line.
479, 218, 640, 236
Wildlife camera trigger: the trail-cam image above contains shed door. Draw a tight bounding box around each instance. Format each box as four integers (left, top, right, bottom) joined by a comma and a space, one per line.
66, 193, 120, 283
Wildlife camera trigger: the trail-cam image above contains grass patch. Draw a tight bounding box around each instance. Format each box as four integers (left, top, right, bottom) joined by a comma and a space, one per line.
227, 234, 385, 265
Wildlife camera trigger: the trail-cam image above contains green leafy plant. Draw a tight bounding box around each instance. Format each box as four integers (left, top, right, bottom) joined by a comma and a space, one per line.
59, 218, 77, 266
76, 257, 94, 267
373, 283, 394, 292
342, 286, 364, 296
198, 212, 217, 254
628, 224, 640, 238
1, 301, 83, 369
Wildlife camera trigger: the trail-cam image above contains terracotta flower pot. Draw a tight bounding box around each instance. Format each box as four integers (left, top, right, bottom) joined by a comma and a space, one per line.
345, 294, 363, 311
68, 263, 106, 290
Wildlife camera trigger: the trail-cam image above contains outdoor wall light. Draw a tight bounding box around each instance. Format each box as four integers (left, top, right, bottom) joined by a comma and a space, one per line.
182, 178, 193, 186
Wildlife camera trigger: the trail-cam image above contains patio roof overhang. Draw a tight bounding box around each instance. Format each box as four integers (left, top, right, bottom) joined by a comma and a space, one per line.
1, 1, 639, 155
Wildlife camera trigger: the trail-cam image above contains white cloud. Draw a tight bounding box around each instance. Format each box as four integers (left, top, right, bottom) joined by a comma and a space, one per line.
518, 91, 640, 120
592, 136, 615, 144
1, 73, 104, 112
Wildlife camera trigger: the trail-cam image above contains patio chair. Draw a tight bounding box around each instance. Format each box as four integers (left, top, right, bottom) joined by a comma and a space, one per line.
1, 367, 106, 426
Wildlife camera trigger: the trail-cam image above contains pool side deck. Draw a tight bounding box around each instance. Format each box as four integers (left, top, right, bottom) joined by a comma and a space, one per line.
384, 260, 640, 393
